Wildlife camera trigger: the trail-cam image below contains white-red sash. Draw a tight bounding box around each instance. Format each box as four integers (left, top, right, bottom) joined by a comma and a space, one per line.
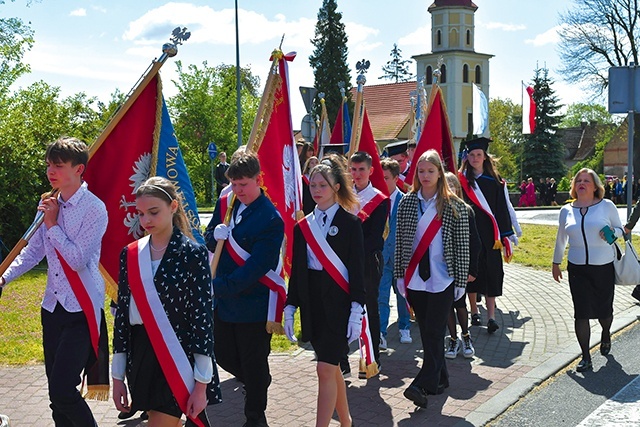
126, 236, 205, 427
356, 188, 387, 222
302, 175, 310, 186
55, 250, 102, 358
297, 216, 349, 294
359, 309, 376, 371
398, 212, 442, 298
458, 173, 512, 261
218, 192, 230, 222
225, 232, 287, 323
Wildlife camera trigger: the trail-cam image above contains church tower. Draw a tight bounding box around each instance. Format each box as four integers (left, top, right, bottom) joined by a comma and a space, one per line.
413, 0, 492, 147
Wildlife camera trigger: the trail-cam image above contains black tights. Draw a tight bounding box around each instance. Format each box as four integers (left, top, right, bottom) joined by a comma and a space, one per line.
447, 307, 469, 338
575, 315, 613, 360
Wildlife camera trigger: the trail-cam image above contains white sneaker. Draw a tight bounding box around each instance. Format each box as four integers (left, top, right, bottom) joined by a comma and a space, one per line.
444, 337, 461, 359
380, 333, 388, 350
462, 333, 475, 358
399, 329, 412, 344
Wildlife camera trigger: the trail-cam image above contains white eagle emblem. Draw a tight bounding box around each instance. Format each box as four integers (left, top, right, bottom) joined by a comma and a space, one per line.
282, 144, 297, 219
121, 153, 151, 239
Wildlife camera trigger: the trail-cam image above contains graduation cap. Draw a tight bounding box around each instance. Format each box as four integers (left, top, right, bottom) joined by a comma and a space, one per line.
320, 143, 348, 156
384, 140, 409, 157
463, 137, 492, 152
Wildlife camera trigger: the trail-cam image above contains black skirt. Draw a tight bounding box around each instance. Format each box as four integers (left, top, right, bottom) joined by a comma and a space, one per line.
308, 270, 349, 365
128, 325, 183, 418
567, 262, 615, 319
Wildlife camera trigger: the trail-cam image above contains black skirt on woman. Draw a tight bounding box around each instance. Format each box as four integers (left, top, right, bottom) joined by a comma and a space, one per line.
308, 270, 349, 365
567, 262, 615, 319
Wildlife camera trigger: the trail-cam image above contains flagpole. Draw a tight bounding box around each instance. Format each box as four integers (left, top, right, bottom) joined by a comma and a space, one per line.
235, 0, 243, 147
0, 27, 191, 282
348, 59, 370, 157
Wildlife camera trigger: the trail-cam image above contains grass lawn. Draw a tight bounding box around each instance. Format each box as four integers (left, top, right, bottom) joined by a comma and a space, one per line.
2, 223, 636, 364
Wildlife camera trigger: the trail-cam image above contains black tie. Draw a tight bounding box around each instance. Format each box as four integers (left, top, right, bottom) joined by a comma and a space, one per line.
419, 249, 430, 281
321, 212, 327, 226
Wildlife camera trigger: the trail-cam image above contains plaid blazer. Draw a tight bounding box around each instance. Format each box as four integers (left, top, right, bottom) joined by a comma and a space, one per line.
393, 192, 470, 289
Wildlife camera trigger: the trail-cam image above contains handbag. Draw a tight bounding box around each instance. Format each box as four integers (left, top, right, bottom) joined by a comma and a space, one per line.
613, 239, 640, 286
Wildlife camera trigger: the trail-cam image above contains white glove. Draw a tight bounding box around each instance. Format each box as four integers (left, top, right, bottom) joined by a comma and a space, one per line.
213, 224, 230, 241
508, 234, 519, 246
454, 286, 466, 301
346, 302, 364, 344
283, 305, 297, 343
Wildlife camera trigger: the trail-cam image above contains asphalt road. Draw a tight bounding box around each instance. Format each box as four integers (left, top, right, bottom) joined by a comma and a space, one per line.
488, 318, 640, 426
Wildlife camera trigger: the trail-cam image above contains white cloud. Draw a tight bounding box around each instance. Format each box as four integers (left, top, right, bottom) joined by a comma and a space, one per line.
525, 25, 564, 46
484, 22, 526, 32
398, 25, 431, 49
69, 8, 86, 17
92, 6, 107, 14
122, 3, 315, 49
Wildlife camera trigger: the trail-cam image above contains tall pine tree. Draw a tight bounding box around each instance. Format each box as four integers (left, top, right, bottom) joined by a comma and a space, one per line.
521, 67, 565, 181
379, 43, 414, 83
309, 0, 352, 122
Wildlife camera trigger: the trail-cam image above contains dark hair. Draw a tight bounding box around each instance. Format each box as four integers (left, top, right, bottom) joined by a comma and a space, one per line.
136, 176, 194, 240
312, 156, 358, 212
349, 151, 372, 168
302, 156, 319, 175
45, 136, 89, 170
227, 151, 260, 180
380, 158, 400, 178
460, 150, 502, 189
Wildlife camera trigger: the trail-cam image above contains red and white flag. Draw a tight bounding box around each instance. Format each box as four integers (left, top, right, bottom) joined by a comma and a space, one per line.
522, 83, 536, 135
357, 108, 389, 196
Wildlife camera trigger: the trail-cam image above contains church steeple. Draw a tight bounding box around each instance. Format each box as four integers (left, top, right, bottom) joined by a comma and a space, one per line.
429, 0, 478, 52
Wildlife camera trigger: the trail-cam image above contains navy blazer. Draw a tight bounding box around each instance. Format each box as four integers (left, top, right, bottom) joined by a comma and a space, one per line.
287, 207, 366, 342
205, 192, 284, 323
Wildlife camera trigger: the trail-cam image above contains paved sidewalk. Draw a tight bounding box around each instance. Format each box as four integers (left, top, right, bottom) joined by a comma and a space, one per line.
1, 263, 639, 426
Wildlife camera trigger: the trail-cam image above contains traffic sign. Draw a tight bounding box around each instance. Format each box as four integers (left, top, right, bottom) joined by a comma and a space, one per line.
208, 142, 218, 160
301, 114, 316, 142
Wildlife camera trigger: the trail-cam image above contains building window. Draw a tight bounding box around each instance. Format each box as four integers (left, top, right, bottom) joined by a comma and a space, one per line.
475, 65, 481, 84
466, 30, 471, 45
463, 64, 469, 83
440, 64, 447, 83
426, 66, 433, 84
437, 30, 441, 46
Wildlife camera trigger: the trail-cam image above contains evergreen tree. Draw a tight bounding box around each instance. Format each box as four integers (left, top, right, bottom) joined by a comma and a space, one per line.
521, 67, 566, 181
309, 0, 352, 123
379, 43, 414, 83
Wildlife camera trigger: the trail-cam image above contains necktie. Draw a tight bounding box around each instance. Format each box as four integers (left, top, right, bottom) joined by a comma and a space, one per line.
419, 249, 430, 281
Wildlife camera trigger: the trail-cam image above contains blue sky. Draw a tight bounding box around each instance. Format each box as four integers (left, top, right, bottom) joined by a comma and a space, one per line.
4, 0, 585, 127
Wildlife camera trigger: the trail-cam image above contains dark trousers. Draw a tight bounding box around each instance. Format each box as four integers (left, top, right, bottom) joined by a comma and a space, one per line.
41, 304, 96, 427
407, 284, 454, 394
214, 314, 272, 423
364, 251, 383, 363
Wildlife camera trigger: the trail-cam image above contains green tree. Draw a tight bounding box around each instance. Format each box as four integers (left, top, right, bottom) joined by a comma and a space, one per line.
0, 7, 34, 97
561, 102, 620, 127
488, 98, 523, 182
379, 43, 414, 83
169, 61, 260, 205
309, 0, 352, 122
521, 67, 566, 181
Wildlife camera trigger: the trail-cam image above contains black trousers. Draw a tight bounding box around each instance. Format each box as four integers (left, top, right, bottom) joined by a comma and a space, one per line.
407, 284, 454, 394
41, 304, 96, 427
214, 313, 272, 423
365, 251, 383, 363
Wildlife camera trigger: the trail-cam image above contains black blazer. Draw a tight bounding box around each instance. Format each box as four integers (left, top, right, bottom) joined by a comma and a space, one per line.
287, 207, 366, 342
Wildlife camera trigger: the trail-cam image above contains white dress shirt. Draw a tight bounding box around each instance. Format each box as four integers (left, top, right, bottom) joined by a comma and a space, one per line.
1, 182, 107, 313
407, 191, 453, 293
307, 203, 340, 270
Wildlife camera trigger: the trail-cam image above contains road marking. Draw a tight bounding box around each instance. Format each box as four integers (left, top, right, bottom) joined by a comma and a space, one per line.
577, 375, 640, 426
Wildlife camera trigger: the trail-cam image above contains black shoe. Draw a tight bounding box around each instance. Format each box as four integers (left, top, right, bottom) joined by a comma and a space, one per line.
576, 358, 592, 372
426, 382, 449, 395
403, 385, 428, 408
600, 341, 611, 355
118, 410, 137, 420
487, 318, 499, 334
476, 293, 482, 303
471, 313, 482, 326
140, 411, 148, 421
632, 285, 640, 302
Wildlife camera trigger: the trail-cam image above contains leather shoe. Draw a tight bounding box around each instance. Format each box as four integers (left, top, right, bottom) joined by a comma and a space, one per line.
576, 358, 592, 372
117, 410, 137, 420
426, 382, 449, 395
403, 385, 428, 408
632, 285, 640, 302
600, 341, 611, 355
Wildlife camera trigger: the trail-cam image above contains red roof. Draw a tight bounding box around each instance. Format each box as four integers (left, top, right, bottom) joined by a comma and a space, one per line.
428, 0, 478, 11
350, 81, 415, 141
